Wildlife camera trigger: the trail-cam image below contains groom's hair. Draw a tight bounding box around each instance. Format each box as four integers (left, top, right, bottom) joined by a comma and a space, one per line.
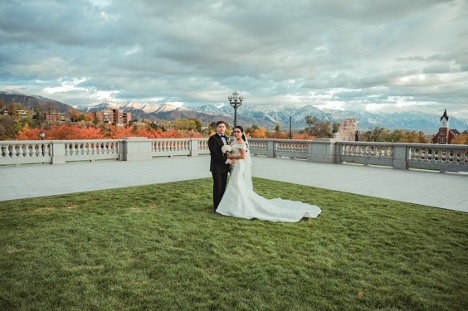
216, 121, 226, 126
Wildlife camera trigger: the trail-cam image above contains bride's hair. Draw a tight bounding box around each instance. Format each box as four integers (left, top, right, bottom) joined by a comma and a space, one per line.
234, 125, 247, 143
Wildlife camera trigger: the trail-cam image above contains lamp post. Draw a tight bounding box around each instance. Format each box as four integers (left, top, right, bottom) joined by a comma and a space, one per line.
39, 132, 45, 157
228, 90, 244, 127
289, 116, 292, 139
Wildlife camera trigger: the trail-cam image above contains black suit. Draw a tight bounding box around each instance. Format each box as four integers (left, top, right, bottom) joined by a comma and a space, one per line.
208, 133, 230, 211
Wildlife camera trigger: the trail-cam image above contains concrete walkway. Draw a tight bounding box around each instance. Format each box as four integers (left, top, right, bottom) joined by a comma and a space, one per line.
1, 155, 467, 212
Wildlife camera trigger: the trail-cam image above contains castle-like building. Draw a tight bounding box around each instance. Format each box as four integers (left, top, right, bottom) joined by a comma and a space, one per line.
432, 110, 458, 144
333, 118, 357, 141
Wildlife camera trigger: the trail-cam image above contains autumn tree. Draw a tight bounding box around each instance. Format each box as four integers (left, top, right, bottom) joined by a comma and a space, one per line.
0, 104, 33, 139
0, 115, 17, 140
15, 125, 43, 140
250, 126, 267, 138
174, 119, 198, 131
452, 133, 468, 145
49, 124, 76, 140
107, 125, 135, 138
189, 118, 202, 132
244, 124, 259, 136
68, 108, 82, 122
304, 116, 332, 138
33, 105, 46, 126
75, 126, 103, 139
363, 127, 392, 142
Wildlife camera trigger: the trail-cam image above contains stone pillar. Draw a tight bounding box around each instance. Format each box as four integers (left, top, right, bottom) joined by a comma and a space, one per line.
393, 144, 408, 170
51, 141, 66, 164
307, 139, 338, 164
267, 140, 275, 158
190, 139, 199, 157
121, 137, 152, 161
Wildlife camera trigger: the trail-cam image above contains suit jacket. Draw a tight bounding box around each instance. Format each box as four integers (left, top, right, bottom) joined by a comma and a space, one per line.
208, 134, 230, 174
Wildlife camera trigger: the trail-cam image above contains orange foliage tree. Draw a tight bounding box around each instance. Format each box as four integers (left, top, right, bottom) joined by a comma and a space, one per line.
15, 124, 43, 140
107, 125, 135, 139
250, 126, 267, 138
292, 133, 316, 140
74, 127, 103, 139
452, 133, 468, 145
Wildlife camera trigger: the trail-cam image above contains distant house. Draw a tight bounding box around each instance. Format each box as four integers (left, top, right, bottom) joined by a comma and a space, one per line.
432, 110, 458, 144
45, 112, 68, 122
2, 109, 32, 119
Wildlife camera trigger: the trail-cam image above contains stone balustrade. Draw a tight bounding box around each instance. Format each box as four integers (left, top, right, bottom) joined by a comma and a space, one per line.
1, 137, 466, 173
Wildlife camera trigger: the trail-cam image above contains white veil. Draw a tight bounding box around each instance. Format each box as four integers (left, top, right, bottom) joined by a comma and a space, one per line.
243, 134, 253, 191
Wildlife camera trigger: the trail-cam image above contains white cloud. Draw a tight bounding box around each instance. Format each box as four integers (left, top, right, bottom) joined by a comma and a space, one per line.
0, 0, 467, 119
44, 77, 89, 94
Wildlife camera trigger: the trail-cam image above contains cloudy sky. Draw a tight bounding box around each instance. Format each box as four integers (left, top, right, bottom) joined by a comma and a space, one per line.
1, 0, 467, 118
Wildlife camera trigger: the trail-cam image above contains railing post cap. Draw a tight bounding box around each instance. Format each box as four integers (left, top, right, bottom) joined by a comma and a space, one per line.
121, 137, 148, 141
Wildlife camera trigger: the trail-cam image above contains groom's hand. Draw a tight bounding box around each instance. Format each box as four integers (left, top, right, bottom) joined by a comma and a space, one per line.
227, 159, 235, 165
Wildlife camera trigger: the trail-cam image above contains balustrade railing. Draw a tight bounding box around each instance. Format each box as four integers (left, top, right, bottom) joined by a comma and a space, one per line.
64, 140, 119, 161
151, 139, 192, 157
338, 142, 394, 166
0, 140, 51, 165
1, 138, 466, 173
407, 144, 468, 172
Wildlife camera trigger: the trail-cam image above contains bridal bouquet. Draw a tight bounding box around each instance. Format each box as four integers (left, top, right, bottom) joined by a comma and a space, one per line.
221, 145, 232, 154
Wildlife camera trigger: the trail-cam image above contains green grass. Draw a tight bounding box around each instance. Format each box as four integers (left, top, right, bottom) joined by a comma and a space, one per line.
1, 178, 467, 311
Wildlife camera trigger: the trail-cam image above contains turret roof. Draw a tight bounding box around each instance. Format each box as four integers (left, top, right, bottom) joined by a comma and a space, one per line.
440, 109, 449, 121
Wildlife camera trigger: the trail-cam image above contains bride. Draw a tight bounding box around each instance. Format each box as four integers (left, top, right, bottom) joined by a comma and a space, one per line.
216, 125, 321, 222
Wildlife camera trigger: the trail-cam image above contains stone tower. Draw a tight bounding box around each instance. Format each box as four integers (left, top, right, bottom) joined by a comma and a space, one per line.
334, 118, 357, 141
432, 110, 455, 144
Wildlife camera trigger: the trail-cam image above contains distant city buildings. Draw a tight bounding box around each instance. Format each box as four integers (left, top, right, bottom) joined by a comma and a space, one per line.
94, 109, 132, 126
1, 105, 132, 126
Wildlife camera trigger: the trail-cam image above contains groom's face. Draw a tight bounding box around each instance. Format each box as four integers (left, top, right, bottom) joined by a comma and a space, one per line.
217, 123, 226, 135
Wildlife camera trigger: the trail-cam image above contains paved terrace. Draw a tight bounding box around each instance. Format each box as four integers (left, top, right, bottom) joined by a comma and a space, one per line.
0, 155, 467, 213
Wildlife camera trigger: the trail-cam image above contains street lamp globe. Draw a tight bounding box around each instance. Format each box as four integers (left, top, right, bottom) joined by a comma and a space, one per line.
39, 132, 45, 140
228, 90, 244, 127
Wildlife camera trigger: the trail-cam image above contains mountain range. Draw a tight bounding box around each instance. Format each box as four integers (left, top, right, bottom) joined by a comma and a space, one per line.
1, 91, 467, 133
86, 100, 467, 133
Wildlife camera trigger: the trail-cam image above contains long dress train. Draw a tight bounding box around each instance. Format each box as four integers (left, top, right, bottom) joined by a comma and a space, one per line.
216, 144, 321, 222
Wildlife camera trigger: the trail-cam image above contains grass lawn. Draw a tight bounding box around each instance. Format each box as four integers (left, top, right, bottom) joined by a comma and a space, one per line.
0, 177, 467, 311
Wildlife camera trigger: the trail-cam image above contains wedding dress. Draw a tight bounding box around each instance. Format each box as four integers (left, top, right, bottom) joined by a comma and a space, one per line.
216, 144, 321, 222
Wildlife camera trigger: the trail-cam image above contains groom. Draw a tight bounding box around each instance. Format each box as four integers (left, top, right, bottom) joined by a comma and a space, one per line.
208, 121, 234, 212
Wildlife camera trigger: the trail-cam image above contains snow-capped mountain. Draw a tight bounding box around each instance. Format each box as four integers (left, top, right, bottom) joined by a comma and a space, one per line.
72, 100, 468, 133
2, 90, 467, 133
185, 103, 468, 133
82, 100, 235, 125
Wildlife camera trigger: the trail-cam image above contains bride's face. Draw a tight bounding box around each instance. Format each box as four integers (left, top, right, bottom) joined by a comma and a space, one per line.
233, 129, 242, 139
